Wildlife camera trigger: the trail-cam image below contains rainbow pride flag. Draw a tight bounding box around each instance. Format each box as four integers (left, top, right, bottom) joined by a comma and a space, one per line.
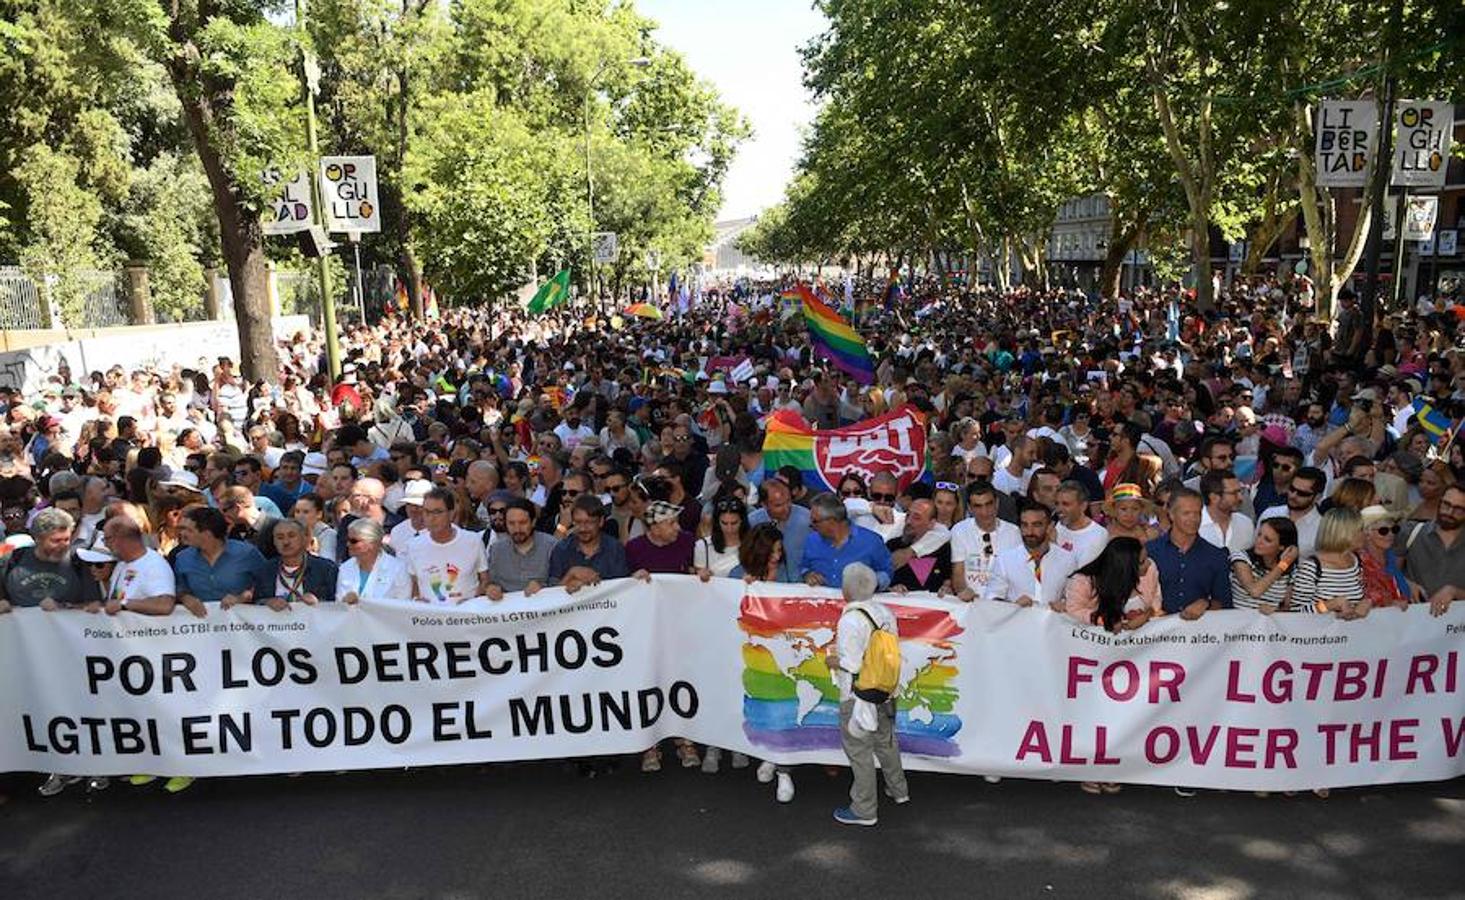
761, 405, 932, 494
785, 283, 875, 383
738, 594, 963, 757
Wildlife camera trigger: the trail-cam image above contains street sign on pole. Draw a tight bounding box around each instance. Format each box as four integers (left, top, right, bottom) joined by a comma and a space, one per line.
320, 155, 381, 233
592, 231, 618, 264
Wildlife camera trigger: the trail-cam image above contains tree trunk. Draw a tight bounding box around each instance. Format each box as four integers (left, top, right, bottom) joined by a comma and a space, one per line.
164, 36, 281, 384
1148, 45, 1217, 313
396, 62, 425, 321
1100, 209, 1145, 300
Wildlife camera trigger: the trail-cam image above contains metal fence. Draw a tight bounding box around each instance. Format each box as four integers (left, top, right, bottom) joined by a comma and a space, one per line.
0, 266, 44, 329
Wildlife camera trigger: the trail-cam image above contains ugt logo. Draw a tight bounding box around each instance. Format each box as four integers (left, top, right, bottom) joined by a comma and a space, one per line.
814, 411, 926, 491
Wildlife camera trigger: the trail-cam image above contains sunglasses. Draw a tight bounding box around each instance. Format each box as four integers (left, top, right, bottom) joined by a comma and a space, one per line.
562, 489, 583, 499
935, 481, 959, 492
1288, 486, 1317, 497
1373, 524, 1400, 536
488, 507, 507, 516
870, 492, 897, 503
840, 488, 865, 498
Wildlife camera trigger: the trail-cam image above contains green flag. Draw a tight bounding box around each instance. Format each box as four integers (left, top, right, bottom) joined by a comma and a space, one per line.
526, 268, 572, 315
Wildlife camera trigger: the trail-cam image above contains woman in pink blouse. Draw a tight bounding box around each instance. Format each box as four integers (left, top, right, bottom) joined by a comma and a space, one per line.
1052, 536, 1161, 795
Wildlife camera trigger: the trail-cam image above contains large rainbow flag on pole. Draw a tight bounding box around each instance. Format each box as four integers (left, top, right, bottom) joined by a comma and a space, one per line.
782, 283, 875, 384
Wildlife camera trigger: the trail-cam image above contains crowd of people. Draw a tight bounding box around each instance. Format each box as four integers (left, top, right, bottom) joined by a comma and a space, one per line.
0, 271, 1462, 820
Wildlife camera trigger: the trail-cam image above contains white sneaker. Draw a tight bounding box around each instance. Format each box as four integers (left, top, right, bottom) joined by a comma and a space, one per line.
983, 775, 1002, 784
730, 752, 750, 769
775, 772, 795, 803
756, 761, 777, 783
38, 774, 80, 797
701, 747, 721, 774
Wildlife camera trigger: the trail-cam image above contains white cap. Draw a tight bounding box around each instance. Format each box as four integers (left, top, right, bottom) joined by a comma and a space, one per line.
401, 479, 432, 506
302, 452, 329, 477
157, 470, 201, 491
75, 538, 116, 564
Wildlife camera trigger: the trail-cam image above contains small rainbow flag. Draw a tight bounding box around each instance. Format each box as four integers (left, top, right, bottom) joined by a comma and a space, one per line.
784, 283, 875, 384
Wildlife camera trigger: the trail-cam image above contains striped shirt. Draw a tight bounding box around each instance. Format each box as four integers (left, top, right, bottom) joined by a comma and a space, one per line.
1289, 555, 1363, 612
1228, 550, 1292, 612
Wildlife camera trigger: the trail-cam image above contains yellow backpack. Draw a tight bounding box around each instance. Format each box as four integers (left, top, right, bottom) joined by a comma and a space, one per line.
852, 607, 902, 703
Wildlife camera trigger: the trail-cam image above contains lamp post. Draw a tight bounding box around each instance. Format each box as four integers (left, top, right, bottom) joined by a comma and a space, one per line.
295, 0, 341, 380
585, 56, 650, 317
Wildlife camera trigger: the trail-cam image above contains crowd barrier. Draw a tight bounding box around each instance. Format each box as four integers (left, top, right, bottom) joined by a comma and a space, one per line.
2, 575, 1462, 791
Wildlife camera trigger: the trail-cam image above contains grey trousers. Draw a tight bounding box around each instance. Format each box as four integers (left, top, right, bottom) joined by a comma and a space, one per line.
838, 698, 909, 819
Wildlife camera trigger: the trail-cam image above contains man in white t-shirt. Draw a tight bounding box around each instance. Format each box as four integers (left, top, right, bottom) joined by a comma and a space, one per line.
992, 435, 1037, 497
389, 479, 431, 567
98, 518, 179, 615
407, 487, 490, 604
1054, 480, 1108, 567
949, 483, 1022, 600
553, 407, 595, 451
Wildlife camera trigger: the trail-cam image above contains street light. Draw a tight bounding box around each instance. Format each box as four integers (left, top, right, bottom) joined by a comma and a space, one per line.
585, 56, 651, 317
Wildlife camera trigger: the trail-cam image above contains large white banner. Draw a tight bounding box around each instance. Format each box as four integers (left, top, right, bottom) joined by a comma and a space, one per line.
1392, 100, 1454, 188
2, 576, 1462, 791
1315, 100, 1376, 188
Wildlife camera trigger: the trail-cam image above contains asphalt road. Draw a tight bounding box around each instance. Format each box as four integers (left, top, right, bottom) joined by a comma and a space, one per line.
2, 760, 1462, 900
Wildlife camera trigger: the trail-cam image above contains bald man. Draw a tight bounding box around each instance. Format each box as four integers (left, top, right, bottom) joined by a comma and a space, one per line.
886, 499, 952, 593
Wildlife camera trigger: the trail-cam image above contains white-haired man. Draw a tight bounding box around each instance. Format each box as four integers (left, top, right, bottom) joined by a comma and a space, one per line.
825, 562, 908, 826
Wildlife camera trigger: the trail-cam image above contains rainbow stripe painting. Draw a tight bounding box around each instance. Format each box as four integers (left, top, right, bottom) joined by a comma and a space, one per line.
783, 283, 876, 384
738, 594, 963, 757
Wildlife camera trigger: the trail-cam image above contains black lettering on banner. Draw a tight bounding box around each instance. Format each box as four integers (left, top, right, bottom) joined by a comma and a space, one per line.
560, 694, 594, 733
555, 630, 587, 669
288, 648, 318, 685
273, 708, 301, 749
87, 654, 195, 695
479, 637, 512, 674
181, 713, 251, 755
637, 687, 664, 727
24, 715, 163, 755
510, 696, 554, 736
432, 701, 495, 741
380, 705, 411, 744
304, 708, 336, 747
668, 681, 699, 718
335, 647, 368, 684
407, 642, 440, 681
221, 649, 247, 689
517, 632, 548, 672
591, 627, 623, 667
342, 707, 375, 746
600, 691, 633, 730
444, 641, 474, 678
372, 643, 403, 682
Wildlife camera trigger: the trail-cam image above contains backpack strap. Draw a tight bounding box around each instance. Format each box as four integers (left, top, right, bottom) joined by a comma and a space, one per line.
854, 605, 883, 633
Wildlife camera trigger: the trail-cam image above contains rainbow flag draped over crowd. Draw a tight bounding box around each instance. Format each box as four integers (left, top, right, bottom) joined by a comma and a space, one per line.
761, 405, 932, 494
782, 283, 875, 384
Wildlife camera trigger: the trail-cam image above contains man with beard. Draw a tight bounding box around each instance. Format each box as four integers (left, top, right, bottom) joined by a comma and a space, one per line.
486, 498, 555, 598
1258, 465, 1325, 557
1398, 483, 1464, 617
1294, 402, 1329, 460
983, 500, 1076, 607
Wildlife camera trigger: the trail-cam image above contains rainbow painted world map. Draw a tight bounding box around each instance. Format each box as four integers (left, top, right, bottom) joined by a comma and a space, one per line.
738, 595, 964, 757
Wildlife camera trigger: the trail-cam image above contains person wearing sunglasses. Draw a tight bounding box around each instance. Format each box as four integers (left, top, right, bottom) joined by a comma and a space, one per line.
1357, 505, 1409, 610
1257, 465, 1325, 559
1396, 482, 1465, 618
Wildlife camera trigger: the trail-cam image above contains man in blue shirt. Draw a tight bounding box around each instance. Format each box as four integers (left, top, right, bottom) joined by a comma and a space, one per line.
801, 493, 893, 590
174, 506, 269, 608
1146, 487, 1232, 618
749, 476, 811, 570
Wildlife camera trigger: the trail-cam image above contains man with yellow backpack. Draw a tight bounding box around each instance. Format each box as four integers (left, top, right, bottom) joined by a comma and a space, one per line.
825, 561, 909, 826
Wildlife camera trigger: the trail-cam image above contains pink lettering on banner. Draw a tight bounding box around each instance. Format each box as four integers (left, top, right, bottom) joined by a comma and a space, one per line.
1319, 720, 1425, 764
1015, 721, 1122, 766
1015, 719, 1051, 762
1444, 717, 1465, 757
1406, 651, 1459, 695
1229, 659, 1389, 704
1067, 656, 1186, 703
